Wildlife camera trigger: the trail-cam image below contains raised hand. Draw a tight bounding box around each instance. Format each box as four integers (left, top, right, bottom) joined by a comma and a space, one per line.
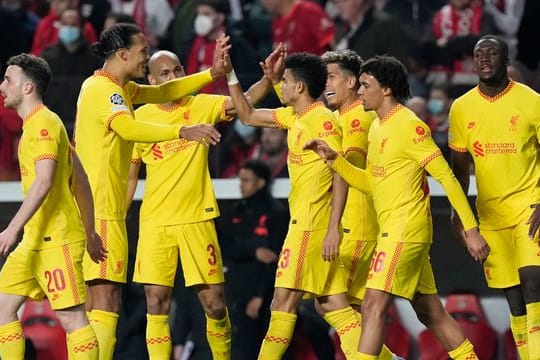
180, 124, 221, 145
260, 43, 287, 84
304, 139, 338, 161
211, 33, 232, 79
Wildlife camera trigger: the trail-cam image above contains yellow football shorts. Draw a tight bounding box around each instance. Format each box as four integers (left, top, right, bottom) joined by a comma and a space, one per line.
83, 219, 128, 283
481, 215, 540, 288
365, 239, 438, 300
340, 237, 377, 304
275, 227, 347, 297
133, 220, 224, 287
0, 241, 86, 310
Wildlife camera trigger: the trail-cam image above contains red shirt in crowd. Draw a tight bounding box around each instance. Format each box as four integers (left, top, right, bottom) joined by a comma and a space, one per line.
272, 1, 334, 55
31, 10, 97, 55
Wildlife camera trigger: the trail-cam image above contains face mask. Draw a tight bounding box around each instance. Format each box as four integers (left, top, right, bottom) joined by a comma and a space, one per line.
194, 14, 214, 37
58, 25, 80, 44
428, 99, 445, 115
234, 119, 256, 138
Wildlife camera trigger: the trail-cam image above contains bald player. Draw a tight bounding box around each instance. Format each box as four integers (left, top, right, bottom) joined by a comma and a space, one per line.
127, 49, 277, 360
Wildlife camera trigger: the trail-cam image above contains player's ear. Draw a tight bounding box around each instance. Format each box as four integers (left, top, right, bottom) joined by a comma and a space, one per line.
147, 74, 157, 85
347, 75, 357, 90
117, 48, 129, 62
382, 86, 392, 97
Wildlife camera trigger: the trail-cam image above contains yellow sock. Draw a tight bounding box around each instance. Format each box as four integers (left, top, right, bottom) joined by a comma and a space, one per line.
89, 310, 119, 360
0, 320, 25, 360
146, 314, 171, 360
447, 339, 477, 359
526, 302, 540, 360
67, 324, 99, 360
510, 314, 528, 360
258, 311, 297, 360
206, 310, 231, 360
324, 307, 361, 358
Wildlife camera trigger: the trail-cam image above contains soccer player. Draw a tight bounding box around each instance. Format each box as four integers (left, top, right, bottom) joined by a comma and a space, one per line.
0, 54, 106, 359
321, 49, 400, 360
450, 35, 540, 360
74, 23, 226, 359
304, 55, 489, 360
126, 48, 276, 360
226, 51, 363, 359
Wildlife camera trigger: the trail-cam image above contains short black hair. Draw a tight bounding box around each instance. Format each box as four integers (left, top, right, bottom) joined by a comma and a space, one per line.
284, 53, 327, 99
241, 159, 271, 185
321, 49, 363, 77
360, 55, 411, 103
199, 0, 230, 15
92, 23, 142, 58
476, 34, 509, 61
7, 54, 52, 98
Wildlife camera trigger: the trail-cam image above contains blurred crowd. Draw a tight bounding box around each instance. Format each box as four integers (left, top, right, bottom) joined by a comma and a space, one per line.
0, 0, 539, 181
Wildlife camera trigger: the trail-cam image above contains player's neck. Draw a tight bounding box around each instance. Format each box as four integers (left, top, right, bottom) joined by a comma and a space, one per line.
17, 98, 42, 120
375, 98, 399, 120
293, 97, 316, 116
102, 62, 130, 87
338, 94, 360, 113
478, 76, 510, 98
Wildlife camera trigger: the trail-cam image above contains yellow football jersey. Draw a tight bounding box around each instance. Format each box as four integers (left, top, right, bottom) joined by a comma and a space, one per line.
332, 105, 477, 241
272, 102, 342, 230
133, 94, 231, 225
338, 100, 378, 241
74, 70, 212, 220
449, 81, 540, 230
18, 105, 85, 249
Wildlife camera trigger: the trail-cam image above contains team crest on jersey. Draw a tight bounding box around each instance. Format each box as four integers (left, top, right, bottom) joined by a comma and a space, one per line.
509, 114, 519, 132
110, 93, 124, 105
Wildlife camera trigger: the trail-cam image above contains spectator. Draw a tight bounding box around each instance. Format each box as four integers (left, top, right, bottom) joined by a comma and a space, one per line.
217, 159, 289, 360
256, 127, 288, 178
0, 100, 21, 180
405, 96, 431, 124
334, 0, 408, 62
218, 119, 261, 178
484, 0, 525, 59
185, 0, 261, 95
424, 0, 496, 85
0, 0, 40, 66
261, 0, 335, 55
31, 0, 97, 55
109, 0, 174, 49
427, 83, 453, 160
79, 0, 112, 35
41, 8, 102, 136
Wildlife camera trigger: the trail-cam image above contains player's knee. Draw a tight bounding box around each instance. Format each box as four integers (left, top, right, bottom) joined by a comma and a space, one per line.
360, 297, 387, 324
56, 305, 88, 333
413, 300, 446, 328
520, 266, 540, 304
146, 292, 171, 315
201, 298, 226, 319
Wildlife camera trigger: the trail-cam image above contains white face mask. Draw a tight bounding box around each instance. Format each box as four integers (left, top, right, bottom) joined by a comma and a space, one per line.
194, 14, 214, 37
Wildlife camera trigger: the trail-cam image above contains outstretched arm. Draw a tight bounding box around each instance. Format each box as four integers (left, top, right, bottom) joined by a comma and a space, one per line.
450, 149, 471, 243
225, 53, 279, 128
132, 37, 232, 104
427, 154, 489, 263
304, 139, 371, 194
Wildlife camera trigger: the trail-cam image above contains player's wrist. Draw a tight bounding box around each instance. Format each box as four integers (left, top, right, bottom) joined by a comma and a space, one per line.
226, 69, 239, 85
